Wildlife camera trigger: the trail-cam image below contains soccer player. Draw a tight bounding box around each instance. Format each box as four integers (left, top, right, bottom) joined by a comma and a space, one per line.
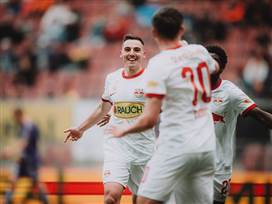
64, 34, 156, 204
169, 45, 272, 204
0, 108, 48, 204
108, 7, 218, 204
207, 45, 272, 204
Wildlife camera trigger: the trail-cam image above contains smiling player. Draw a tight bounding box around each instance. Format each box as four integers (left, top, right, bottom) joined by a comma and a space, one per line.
64, 34, 156, 204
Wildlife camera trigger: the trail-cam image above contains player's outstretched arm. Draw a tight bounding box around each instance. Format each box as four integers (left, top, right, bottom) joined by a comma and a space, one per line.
97, 114, 111, 127
64, 101, 112, 142
108, 97, 162, 137
247, 107, 272, 129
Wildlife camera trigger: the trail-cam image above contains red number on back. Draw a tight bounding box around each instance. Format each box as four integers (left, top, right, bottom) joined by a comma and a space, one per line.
182, 67, 198, 106
181, 62, 211, 106
197, 62, 211, 103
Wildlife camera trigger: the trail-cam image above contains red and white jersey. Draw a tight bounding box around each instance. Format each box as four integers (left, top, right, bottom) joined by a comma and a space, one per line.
145, 44, 217, 154
102, 68, 155, 164
211, 79, 256, 175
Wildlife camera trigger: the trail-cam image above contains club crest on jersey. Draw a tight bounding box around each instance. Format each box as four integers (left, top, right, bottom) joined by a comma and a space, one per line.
114, 102, 144, 119
134, 88, 144, 98
242, 99, 251, 103
213, 97, 223, 104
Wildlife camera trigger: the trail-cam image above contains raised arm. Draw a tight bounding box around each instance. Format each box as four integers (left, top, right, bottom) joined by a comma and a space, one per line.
64, 100, 112, 142
246, 107, 272, 129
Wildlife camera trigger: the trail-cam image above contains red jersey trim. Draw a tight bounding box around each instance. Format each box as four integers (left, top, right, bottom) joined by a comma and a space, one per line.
166, 44, 182, 50
211, 78, 222, 90
145, 93, 165, 99
122, 68, 144, 79
101, 98, 113, 105
242, 103, 257, 116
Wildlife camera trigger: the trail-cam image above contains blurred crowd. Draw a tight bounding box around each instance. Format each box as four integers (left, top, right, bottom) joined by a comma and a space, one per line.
0, 0, 271, 98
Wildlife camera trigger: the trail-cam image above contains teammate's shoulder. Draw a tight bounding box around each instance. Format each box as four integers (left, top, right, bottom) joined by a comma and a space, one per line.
185, 44, 209, 55
222, 80, 245, 96
222, 80, 239, 89
147, 53, 167, 68
149, 52, 164, 62
187, 44, 206, 51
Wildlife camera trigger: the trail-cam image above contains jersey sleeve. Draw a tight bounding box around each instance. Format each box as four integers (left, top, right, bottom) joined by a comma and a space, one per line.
229, 83, 256, 116
144, 59, 167, 98
101, 75, 113, 105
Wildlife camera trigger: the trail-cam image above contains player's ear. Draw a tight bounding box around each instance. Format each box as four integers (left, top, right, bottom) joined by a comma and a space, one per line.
152, 28, 158, 39
179, 26, 185, 38
213, 59, 220, 74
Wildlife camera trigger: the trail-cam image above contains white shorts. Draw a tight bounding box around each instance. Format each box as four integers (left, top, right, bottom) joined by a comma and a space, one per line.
103, 159, 146, 195
138, 150, 215, 203
213, 174, 231, 202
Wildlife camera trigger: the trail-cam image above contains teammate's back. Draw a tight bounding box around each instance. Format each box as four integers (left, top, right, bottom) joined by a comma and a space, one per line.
146, 44, 216, 153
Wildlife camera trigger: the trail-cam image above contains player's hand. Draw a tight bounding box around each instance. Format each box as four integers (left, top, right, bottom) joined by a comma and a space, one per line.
106, 126, 125, 137
97, 114, 111, 127
64, 128, 83, 143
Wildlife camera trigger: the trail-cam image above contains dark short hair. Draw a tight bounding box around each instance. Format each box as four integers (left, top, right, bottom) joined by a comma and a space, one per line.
206, 45, 228, 70
152, 7, 183, 40
123, 34, 144, 46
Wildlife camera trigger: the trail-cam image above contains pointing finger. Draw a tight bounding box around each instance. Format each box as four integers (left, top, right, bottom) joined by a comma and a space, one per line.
64, 129, 71, 133
64, 135, 71, 143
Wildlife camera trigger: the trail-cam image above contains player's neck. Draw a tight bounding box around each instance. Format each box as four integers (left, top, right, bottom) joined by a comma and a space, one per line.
211, 78, 222, 90
124, 66, 143, 77
158, 38, 182, 51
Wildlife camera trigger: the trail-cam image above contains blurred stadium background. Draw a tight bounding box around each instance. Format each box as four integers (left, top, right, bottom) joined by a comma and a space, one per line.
0, 0, 271, 203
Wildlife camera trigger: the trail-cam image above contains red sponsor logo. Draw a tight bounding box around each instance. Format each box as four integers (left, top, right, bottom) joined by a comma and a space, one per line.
212, 113, 225, 123
134, 88, 144, 98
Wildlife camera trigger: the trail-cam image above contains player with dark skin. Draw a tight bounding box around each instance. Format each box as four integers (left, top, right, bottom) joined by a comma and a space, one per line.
207, 45, 272, 204
208, 45, 272, 129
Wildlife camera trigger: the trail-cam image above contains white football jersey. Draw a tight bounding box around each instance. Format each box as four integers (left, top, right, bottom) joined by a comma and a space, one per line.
145, 44, 216, 154
211, 79, 256, 175
102, 68, 155, 164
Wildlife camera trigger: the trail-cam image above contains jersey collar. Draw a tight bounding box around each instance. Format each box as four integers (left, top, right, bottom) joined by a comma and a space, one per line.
166, 44, 182, 50
122, 68, 144, 79
165, 40, 188, 50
